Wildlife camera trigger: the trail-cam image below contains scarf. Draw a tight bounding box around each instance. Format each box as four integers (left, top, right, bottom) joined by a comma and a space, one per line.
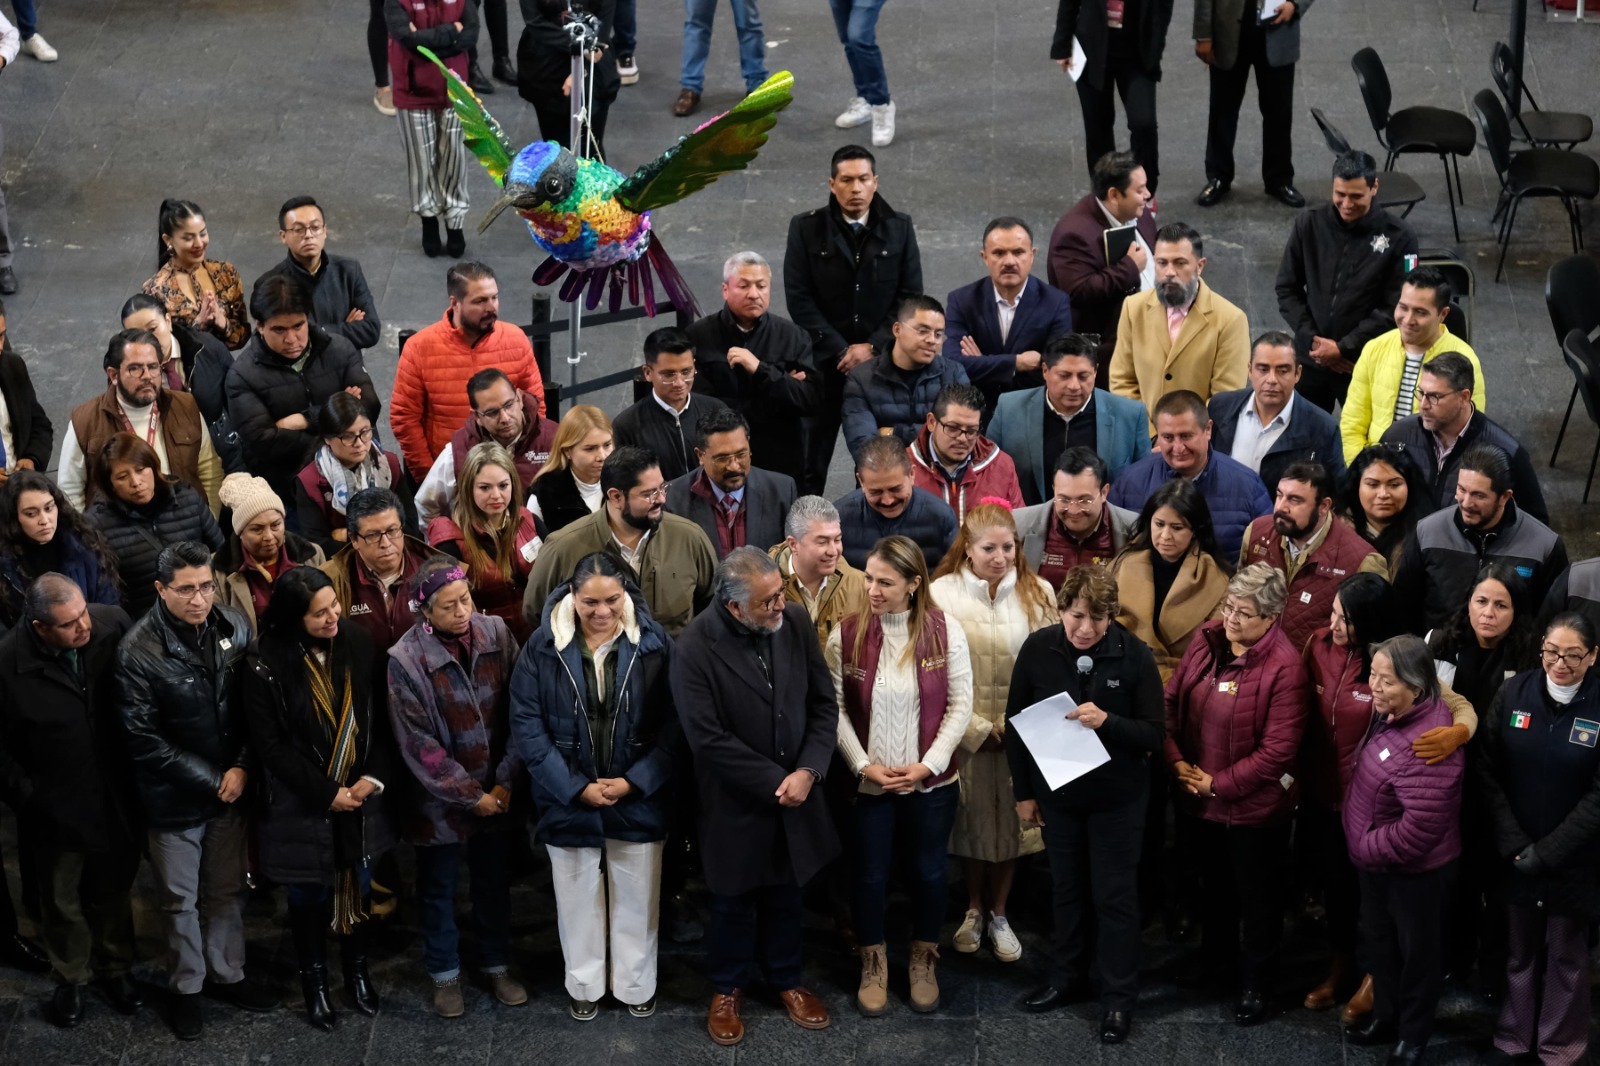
314, 443, 394, 517
305, 647, 365, 933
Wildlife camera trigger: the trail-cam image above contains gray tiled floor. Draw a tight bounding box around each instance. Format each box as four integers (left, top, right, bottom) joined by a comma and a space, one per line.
0, 0, 1597, 1062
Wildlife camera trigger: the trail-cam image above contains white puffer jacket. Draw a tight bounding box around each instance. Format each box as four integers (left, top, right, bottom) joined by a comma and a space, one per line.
931, 566, 1055, 752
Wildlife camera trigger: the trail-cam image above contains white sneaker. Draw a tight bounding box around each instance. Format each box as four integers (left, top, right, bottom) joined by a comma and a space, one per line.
835, 96, 871, 129
617, 54, 639, 86
870, 101, 896, 147
988, 913, 1022, 962
952, 908, 982, 954
21, 34, 58, 62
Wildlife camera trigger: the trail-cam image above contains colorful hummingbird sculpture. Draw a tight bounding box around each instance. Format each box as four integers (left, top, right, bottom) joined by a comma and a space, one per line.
419, 48, 793, 319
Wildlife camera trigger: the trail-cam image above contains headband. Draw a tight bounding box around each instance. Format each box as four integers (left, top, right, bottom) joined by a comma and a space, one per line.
414, 565, 468, 609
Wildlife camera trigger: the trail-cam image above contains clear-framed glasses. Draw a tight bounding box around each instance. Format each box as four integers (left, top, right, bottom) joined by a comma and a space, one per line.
1055, 495, 1100, 512
632, 486, 668, 503
475, 397, 520, 421
707, 448, 752, 467
652, 369, 695, 383
166, 581, 217, 600
285, 222, 326, 238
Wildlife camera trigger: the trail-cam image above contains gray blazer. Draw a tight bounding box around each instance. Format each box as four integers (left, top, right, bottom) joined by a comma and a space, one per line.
665, 465, 798, 559
1193, 0, 1312, 70
1014, 500, 1139, 572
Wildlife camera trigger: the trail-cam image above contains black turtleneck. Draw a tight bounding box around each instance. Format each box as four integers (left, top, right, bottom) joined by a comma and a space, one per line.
18, 535, 63, 581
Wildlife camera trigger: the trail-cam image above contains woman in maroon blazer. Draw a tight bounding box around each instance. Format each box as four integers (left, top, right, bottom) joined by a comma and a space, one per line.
1163, 561, 1308, 1027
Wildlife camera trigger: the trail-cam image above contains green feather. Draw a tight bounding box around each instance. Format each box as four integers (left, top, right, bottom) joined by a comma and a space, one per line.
417, 46, 515, 186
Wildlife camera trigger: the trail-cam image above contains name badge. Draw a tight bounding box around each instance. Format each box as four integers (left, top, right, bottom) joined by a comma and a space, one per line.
1378, 748, 1391, 761
1510, 710, 1532, 730
1218, 681, 1238, 695
219, 637, 233, 650
1299, 591, 1313, 604
1279, 773, 1294, 790
521, 536, 543, 564
1571, 718, 1600, 748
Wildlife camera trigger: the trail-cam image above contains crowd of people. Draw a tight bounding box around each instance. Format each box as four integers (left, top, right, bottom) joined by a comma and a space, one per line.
0, 4, 1591, 1065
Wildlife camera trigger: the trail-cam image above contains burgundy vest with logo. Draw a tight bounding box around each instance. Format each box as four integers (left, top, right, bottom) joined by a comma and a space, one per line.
1242, 516, 1376, 651
450, 392, 557, 492
838, 609, 958, 787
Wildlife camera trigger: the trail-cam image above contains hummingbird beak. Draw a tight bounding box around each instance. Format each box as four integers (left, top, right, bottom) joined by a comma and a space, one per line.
479, 181, 540, 234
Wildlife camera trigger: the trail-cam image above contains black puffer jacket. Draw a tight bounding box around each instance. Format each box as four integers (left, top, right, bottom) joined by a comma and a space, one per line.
174, 321, 245, 473
224, 326, 380, 498
117, 602, 253, 831
86, 482, 225, 618
242, 622, 398, 885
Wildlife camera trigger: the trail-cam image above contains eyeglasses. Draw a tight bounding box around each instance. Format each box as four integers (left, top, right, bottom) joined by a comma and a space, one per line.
1219, 603, 1262, 622
706, 448, 751, 467
474, 397, 521, 421
165, 581, 217, 600
1542, 646, 1592, 669
355, 526, 404, 546
285, 222, 326, 238
1054, 495, 1101, 512
335, 427, 374, 447
1416, 388, 1461, 407
935, 419, 980, 441
652, 369, 695, 383
758, 589, 786, 611
631, 486, 668, 502
123, 363, 163, 378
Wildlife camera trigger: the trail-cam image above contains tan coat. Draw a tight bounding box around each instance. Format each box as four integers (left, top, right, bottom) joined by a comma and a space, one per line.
1110, 548, 1230, 682
1109, 280, 1250, 435
769, 542, 866, 649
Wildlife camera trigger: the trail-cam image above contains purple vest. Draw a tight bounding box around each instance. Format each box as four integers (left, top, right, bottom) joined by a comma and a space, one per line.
838, 610, 958, 787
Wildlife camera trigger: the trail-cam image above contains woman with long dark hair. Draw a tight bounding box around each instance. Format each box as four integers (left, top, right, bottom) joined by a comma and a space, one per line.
141, 199, 248, 349
242, 567, 395, 1030
0, 470, 120, 625
295, 392, 415, 556
1338, 444, 1435, 574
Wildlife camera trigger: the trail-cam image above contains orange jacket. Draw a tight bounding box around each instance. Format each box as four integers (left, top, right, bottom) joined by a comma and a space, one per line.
389, 309, 544, 474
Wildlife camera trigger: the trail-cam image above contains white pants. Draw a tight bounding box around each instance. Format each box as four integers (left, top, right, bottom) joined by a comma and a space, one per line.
547, 839, 663, 1005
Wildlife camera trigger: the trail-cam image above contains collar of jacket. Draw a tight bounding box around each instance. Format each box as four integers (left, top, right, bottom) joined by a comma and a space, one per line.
910, 423, 1002, 480
548, 587, 642, 653
277, 251, 327, 284
1049, 619, 1129, 665
244, 324, 331, 369
150, 603, 228, 668
717, 305, 768, 338
1454, 497, 1518, 548
442, 306, 497, 349
411, 612, 497, 673
1200, 617, 1287, 669
826, 193, 900, 230
216, 530, 320, 575
12, 622, 91, 680
96, 383, 175, 423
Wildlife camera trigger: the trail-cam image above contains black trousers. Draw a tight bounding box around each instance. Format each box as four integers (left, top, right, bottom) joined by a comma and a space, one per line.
1039, 788, 1148, 1012
1075, 63, 1160, 194
707, 881, 805, 994
1444, 792, 1507, 986
1300, 806, 1360, 956
1192, 816, 1291, 989
468, 0, 511, 66
801, 363, 849, 498
1359, 861, 1455, 1045
517, 32, 619, 157
1296, 362, 1351, 414
1204, 20, 1296, 189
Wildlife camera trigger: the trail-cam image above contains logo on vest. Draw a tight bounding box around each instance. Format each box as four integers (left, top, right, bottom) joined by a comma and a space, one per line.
1106, 678, 1120, 688
1571, 718, 1599, 748
1371, 234, 1391, 254
1353, 691, 1372, 703
349, 603, 373, 616
919, 655, 946, 671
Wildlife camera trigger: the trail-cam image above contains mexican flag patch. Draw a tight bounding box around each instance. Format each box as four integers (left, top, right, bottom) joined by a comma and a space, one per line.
1510, 710, 1532, 730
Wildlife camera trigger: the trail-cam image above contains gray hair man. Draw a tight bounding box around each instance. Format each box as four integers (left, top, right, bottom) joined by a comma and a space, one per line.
769, 496, 867, 647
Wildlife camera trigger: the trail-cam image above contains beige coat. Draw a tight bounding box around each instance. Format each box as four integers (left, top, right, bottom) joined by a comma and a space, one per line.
1109, 280, 1250, 435
1110, 548, 1229, 682
768, 542, 866, 650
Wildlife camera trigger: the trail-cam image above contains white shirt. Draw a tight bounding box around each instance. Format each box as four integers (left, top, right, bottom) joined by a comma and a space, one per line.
612, 526, 652, 570
1045, 388, 1092, 427
652, 390, 690, 418
994, 283, 1022, 346
1230, 390, 1295, 474
1097, 199, 1155, 292
55, 394, 224, 513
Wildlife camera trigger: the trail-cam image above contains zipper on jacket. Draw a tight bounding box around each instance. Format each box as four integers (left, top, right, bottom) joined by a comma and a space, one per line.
554, 642, 597, 762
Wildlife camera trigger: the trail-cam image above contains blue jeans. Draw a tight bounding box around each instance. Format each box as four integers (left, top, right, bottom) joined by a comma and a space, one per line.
853, 783, 959, 947
414, 833, 512, 981
826, 0, 888, 105
680, 0, 768, 94
10, 0, 35, 39
706, 882, 804, 994
613, 0, 636, 55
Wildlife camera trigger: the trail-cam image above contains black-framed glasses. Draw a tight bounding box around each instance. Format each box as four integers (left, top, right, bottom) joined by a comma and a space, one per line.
935, 418, 980, 440
355, 526, 404, 546
335, 427, 374, 447
285, 222, 326, 237
1542, 646, 1591, 669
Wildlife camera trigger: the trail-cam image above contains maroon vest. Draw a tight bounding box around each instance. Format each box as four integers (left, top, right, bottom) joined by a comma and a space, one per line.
1241, 516, 1377, 652
1038, 508, 1116, 591
450, 392, 557, 493
838, 610, 958, 787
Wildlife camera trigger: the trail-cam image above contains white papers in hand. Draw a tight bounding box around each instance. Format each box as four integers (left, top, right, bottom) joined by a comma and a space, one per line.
1258, 0, 1287, 21
1066, 36, 1087, 82
1010, 691, 1111, 791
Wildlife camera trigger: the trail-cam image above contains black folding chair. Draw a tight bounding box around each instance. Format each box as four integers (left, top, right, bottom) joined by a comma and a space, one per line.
1491, 42, 1593, 150
1309, 108, 1427, 217
1547, 253, 1600, 466
1560, 329, 1600, 503
1352, 47, 1476, 242
1471, 89, 1598, 282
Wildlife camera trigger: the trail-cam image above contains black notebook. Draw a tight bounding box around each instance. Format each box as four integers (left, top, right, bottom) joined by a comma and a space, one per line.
1103, 221, 1138, 265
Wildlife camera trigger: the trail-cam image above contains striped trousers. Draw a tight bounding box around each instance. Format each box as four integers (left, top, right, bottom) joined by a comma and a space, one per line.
396, 107, 469, 229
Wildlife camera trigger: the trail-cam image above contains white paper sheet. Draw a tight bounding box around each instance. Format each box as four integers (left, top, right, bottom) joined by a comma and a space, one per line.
1258, 0, 1287, 22
1009, 691, 1111, 791
1065, 36, 1087, 82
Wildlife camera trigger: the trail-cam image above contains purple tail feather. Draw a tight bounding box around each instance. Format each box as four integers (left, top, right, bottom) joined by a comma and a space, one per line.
645, 236, 700, 319
531, 239, 699, 319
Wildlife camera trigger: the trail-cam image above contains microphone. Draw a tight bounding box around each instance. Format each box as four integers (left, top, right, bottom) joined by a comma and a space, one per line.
1076, 654, 1094, 678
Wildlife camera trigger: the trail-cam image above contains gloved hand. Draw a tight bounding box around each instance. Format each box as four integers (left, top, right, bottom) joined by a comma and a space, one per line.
1512, 844, 1546, 875
1412, 723, 1471, 765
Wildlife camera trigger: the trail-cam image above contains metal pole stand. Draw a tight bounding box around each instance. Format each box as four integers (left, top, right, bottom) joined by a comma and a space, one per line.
563, 2, 602, 396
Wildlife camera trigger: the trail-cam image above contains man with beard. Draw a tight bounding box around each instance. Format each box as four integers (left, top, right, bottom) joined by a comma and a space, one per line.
389, 261, 544, 477
671, 547, 838, 1046
59, 329, 223, 511
414, 368, 560, 524
1238, 461, 1385, 648
1110, 222, 1249, 435
522, 446, 716, 637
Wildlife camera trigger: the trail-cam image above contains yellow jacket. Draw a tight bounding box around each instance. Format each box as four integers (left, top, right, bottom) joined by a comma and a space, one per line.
1339, 325, 1484, 462
1109, 281, 1250, 435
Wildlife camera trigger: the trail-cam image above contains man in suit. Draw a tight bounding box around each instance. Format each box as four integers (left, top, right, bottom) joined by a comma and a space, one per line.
1194, 0, 1312, 208
1051, 0, 1176, 194
1047, 151, 1158, 380
0, 301, 52, 487
944, 218, 1075, 418
784, 145, 923, 496
667, 408, 798, 560
1209, 330, 1344, 494
990, 333, 1148, 506
1110, 222, 1250, 435
672, 548, 839, 1047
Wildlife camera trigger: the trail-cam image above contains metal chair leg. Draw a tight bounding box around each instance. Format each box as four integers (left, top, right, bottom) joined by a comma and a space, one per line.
1554, 381, 1578, 466
1442, 155, 1462, 243
1585, 432, 1599, 504
1452, 154, 1465, 205
1496, 196, 1522, 281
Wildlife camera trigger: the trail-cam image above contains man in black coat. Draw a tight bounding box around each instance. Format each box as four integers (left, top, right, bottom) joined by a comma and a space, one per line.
1274, 150, 1419, 411
672, 548, 839, 1047
610, 327, 730, 483
224, 273, 380, 506
268, 196, 382, 351
0, 302, 52, 483
687, 251, 819, 488
665, 409, 798, 560
784, 144, 923, 496
0, 575, 138, 1027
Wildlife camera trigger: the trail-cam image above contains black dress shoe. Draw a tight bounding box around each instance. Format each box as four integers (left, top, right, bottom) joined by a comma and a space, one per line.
492, 55, 518, 85
1234, 988, 1268, 1026
467, 61, 495, 93
170, 991, 203, 1041
1022, 981, 1092, 1013
0, 933, 51, 974
203, 976, 280, 1013
99, 974, 144, 1014
1100, 1010, 1131, 1044
1347, 1013, 1399, 1046
50, 984, 84, 1028
1196, 179, 1231, 207
0, 267, 17, 296
1386, 1039, 1427, 1065
1269, 184, 1307, 208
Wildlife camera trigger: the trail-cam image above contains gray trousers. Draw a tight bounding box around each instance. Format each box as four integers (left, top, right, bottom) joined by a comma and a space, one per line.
147, 808, 249, 994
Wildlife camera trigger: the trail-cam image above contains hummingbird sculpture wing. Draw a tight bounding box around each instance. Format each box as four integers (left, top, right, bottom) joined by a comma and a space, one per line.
612, 71, 794, 214
418, 46, 516, 185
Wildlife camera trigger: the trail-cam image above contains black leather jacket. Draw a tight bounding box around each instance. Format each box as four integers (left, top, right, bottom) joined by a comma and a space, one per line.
116, 602, 253, 830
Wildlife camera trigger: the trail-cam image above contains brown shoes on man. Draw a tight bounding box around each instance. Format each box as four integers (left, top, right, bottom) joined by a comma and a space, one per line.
708, 986, 831, 1045
779, 987, 830, 1030
673, 89, 702, 117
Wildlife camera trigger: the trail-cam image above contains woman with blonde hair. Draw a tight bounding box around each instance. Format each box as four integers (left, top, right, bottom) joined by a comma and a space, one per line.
930, 500, 1054, 965
828, 535, 973, 1018
427, 442, 543, 643
528, 405, 614, 534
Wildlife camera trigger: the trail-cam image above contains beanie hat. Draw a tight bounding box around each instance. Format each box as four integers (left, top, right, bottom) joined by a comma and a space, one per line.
219, 472, 286, 536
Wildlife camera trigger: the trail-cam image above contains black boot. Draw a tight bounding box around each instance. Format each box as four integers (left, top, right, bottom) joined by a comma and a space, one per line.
339, 923, 381, 1017
445, 228, 466, 258
288, 904, 336, 1031
421, 217, 442, 258
467, 60, 495, 93
493, 55, 518, 85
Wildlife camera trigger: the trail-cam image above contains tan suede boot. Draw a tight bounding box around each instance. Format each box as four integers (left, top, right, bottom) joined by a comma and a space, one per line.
857, 943, 888, 1016
908, 940, 941, 1013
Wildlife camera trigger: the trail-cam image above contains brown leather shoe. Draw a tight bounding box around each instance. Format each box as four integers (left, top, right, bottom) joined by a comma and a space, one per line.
1340, 974, 1374, 1025
779, 986, 830, 1030
707, 990, 744, 1046
672, 88, 701, 117
1304, 954, 1350, 1010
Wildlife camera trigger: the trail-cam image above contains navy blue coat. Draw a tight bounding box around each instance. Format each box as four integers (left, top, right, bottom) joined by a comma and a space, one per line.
510, 582, 677, 848
840, 350, 969, 458
1108, 448, 1271, 561
1208, 388, 1346, 495
941, 276, 1075, 396
835, 486, 959, 572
